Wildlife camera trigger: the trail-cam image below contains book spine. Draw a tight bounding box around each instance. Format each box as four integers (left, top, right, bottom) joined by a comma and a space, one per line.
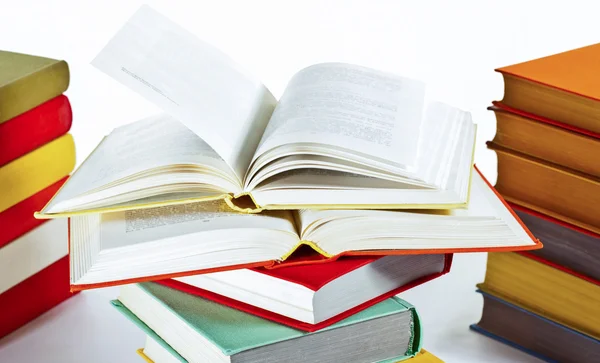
0, 134, 75, 213
0, 95, 72, 167
0, 256, 76, 339
0, 60, 70, 124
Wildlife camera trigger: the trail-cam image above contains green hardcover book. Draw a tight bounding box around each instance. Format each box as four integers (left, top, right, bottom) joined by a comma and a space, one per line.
113, 282, 423, 363
0, 50, 69, 123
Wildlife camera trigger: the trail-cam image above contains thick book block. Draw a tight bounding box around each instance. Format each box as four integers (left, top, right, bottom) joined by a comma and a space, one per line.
0, 177, 67, 249
115, 282, 422, 363
0, 256, 76, 340
0, 133, 75, 213
490, 103, 600, 177
497, 43, 600, 133
159, 253, 451, 331
0, 50, 69, 124
478, 252, 600, 340
489, 142, 600, 234
0, 95, 72, 167
472, 290, 600, 363
511, 203, 600, 282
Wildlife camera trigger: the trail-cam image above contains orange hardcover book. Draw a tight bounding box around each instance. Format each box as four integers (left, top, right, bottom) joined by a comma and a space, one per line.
490, 104, 600, 177
489, 142, 600, 234
496, 43, 600, 134
67, 166, 540, 291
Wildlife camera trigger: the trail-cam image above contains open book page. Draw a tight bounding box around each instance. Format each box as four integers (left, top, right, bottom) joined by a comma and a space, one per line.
43, 114, 236, 213
100, 200, 298, 250
92, 5, 276, 180
252, 63, 426, 171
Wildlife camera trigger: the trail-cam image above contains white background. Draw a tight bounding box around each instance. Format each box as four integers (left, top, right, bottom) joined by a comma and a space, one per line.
0, 0, 598, 362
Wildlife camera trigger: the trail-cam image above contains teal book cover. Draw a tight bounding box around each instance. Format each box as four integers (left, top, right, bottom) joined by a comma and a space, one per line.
112, 282, 422, 362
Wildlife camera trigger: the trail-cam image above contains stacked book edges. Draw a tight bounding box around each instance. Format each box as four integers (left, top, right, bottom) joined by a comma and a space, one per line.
0, 50, 75, 339
115, 282, 445, 363
475, 43, 600, 362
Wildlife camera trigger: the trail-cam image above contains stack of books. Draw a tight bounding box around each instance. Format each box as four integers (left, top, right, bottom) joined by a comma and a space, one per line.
34, 6, 540, 362
472, 44, 600, 361
0, 51, 76, 339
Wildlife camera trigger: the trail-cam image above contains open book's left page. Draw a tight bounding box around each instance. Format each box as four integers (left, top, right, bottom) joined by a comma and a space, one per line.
92, 5, 276, 180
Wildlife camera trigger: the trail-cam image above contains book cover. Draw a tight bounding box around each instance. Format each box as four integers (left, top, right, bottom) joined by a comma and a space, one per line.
157, 254, 452, 332
489, 104, 600, 177
0, 50, 69, 124
0, 177, 67, 249
478, 252, 600, 340
496, 43, 600, 133
489, 142, 600, 234
113, 282, 422, 362
471, 290, 600, 363
0, 133, 75, 213
0, 256, 77, 339
0, 95, 72, 167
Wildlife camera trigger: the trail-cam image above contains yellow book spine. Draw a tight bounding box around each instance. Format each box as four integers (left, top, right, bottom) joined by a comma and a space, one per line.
478, 252, 600, 340
0, 134, 75, 213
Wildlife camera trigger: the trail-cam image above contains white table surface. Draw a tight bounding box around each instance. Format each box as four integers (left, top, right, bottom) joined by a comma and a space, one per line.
1, 1, 597, 362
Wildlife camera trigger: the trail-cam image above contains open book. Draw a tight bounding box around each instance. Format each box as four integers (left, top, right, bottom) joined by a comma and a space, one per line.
36, 5, 475, 218
68, 167, 540, 290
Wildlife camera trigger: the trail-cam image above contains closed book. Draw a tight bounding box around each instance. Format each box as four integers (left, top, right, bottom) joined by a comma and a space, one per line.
0, 95, 72, 167
472, 290, 600, 363
0, 133, 75, 213
136, 341, 444, 363
496, 43, 600, 133
0, 219, 68, 295
0, 177, 67, 249
0, 50, 69, 124
511, 202, 600, 282
490, 103, 600, 177
478, 252, 600, 340
489, 141, 600, 234
159, 253, 452, 331
113, 282, 422, 363
62, 166, 539, 291
0, 256, 76, 339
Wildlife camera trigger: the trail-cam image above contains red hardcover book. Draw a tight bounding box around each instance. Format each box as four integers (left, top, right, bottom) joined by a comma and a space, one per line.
158, 253, 452, 332
0, 177, 68, 249
0, 95, 72, 167
0, 256, 77, 339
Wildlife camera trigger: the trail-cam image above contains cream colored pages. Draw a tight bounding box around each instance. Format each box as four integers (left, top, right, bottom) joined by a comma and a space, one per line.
252, 63, 426, 172
92, 5, 276, 180
42, 114, 236, 214
100, 200, 299, 250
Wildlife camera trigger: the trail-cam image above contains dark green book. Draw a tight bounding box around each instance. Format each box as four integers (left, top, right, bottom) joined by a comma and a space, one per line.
0, 50, 69, 123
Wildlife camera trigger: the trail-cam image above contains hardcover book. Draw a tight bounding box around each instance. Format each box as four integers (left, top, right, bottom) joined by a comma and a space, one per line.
496, 42, 600, 133
478, 252, 600, 340
37, 5, 476, 217
489, 141, 600, 234
0, 256, 76, 339
511, 202, 600, 282
490, 103, 600, 177
472, 290, 600, 363
114, 282, 423, 363
159, 253, 451, 331
0, 177, 67, 249
0, 95, 72, 167
0, 134, 75, 213
136, 338, 444, 363
66, 167, 539, 290
0, 50, 69, 124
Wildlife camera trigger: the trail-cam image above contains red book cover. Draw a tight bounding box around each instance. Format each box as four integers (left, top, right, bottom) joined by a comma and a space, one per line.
0, 95, 72, 167
0, 177, 68, 249
158, 254, 453, 332
0, 256, 77, 339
